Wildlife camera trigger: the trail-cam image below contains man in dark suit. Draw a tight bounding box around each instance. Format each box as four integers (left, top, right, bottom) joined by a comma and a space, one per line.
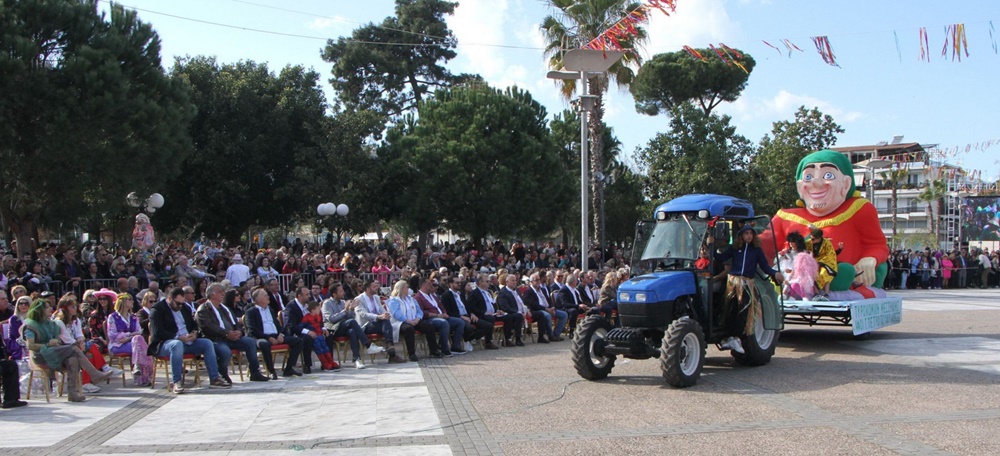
496, 274, 534, 344
467, 275, 523, 346
578, 271, 598, 309
196, 283, 269, 382
442, 276, 497, 350
147, 288, 229, 393
265, 279, 286, 314
283, 286, 318, 373
522, 272, 566, 342
414, 277, 462, 355
245, 288, 303, 379
556, 273, 587, 334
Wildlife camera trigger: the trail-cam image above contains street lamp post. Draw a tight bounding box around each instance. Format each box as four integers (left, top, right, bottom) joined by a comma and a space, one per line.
126, 192, 165, 214
546, 49, 623, 274
317, 202, 349, 247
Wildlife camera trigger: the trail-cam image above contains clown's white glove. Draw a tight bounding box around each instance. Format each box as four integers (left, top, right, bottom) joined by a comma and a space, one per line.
854, 257, 877, 286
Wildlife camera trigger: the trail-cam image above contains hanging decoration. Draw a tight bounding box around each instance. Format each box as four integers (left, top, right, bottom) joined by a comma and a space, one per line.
682, 45, 706, 61
919, 27, 931, 62
991, 21, 997, 54
781, 39, 804, 57
810, 36, 840, 67
583, 0, 678, 51
719, 43, 750, 73
761, 40, 782, 57
894, 31, 902, 63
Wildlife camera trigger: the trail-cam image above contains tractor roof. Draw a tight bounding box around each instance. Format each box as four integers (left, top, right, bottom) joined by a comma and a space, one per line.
653, 194, 755, 219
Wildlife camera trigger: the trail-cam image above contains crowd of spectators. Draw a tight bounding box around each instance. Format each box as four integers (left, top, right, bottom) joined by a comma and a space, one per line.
0, 236, 632, 403
884, 247, 1000, 290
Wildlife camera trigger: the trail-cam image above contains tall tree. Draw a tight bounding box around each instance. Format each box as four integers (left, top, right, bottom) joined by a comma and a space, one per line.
631, 48, 756, 116
0, 0, 194, 257
321, 0, 457, 118
385, 84, 572, 244
748, 106, 844, 216
918, 178, 947, 245
158, 57, 326, 243
541, 0, 647, 249
878, 164, 911, 248
637, 103, 753, 202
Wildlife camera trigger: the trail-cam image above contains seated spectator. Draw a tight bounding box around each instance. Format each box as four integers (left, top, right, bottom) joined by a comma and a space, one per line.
245, 287, 303, 379
23, 299, 113, 402
196, 283, 268, 382
555, 273, 585, 334
387, 279, 440, 361
54, 294, 117, 394
324, 283, 384, 369
354, 278, 407, 363
136, 292, 157, 338
4, 296, 30, 361
0, 322, 26, 408
302, 301, 338, 371
468, 275, 524, 346
106, 293, 154, 386
442, 276, 497, 350
522, 272, 567, 342
496, 274, 531, 344
414, 277, 464, 355
147, 288, 230, 393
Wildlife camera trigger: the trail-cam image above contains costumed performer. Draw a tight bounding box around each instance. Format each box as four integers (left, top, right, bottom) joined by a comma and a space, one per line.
715, 225, 784, 354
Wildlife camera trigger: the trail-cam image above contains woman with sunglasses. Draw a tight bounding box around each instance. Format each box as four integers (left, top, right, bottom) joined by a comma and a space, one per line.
54, 294, 118, 393
4, 296, 32, 361
87, 289, 117, 354
107, 293, 153, 386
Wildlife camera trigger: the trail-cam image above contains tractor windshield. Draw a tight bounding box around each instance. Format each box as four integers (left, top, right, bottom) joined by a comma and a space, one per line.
639, 215, 708, 270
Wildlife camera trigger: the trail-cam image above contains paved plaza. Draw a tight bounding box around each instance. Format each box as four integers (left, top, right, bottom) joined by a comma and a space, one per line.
2, 288, 1000, 455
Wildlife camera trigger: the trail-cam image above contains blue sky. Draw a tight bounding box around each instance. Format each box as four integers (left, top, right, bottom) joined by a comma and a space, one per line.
104, 0, 1000, 178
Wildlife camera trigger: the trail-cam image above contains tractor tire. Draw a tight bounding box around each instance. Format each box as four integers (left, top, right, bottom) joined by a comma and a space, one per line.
661, 317, 706, 388
732, 314, 779, 366
572, 316, 616, 380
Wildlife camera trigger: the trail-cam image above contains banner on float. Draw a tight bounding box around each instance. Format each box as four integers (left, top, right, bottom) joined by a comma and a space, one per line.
850, 297, 903, 335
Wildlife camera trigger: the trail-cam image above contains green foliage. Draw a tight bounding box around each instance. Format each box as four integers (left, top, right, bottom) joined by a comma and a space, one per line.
631, 48, 756, 116
748, 106, 844, 216
158, 57, 326, 242
384, 84, 572, 243
603, 162, 645, 245
0, 0, 194, 256
321, 0, 457, 118
917, 178, 947, 240
637, 103, 753, 203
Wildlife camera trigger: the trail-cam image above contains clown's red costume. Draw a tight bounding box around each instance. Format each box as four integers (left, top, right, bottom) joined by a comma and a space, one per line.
771, 196, 889, 269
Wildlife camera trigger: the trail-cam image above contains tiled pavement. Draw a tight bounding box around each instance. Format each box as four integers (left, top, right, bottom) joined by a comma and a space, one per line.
3, 288, 1000, 455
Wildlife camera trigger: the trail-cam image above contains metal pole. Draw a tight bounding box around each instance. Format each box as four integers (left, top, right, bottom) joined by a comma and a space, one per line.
580, 71, 589, 274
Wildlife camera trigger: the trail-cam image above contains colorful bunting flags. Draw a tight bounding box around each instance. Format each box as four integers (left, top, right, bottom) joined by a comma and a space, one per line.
810, 36, 840, 67
761, 40, 782, 57
919, 27, 931, 62
583, 0, 677, 51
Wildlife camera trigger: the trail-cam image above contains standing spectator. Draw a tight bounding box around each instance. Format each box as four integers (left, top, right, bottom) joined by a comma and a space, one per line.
941, 253, 954, 289
978, 249, 991, 289
225, 254, 251, 287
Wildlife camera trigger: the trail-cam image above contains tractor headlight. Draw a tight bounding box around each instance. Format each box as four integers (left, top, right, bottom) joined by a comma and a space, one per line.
635, 293, 647, 302
618, 292, 630, 302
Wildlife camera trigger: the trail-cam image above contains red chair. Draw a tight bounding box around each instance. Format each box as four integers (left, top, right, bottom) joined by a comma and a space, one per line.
151, 354, 201, 389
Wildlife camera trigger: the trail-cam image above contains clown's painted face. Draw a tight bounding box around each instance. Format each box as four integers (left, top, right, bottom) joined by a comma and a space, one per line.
797, 162, 852, 217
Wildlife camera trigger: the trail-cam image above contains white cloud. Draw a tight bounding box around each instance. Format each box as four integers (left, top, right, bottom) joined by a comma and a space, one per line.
722, 89, 864, 124
449, 0, 511, 81
306, 17, 351, 31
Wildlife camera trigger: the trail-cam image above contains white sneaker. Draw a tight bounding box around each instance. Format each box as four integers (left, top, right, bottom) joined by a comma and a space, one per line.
103, 366, 125, 376
82, 383, 102, 394
355, 359, 366, 369
366, 344, 385, 355
464, 341, 473, 352
721, 337, 746, 354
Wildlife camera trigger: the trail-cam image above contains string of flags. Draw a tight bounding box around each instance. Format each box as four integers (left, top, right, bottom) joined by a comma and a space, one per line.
583, 0, 677, 51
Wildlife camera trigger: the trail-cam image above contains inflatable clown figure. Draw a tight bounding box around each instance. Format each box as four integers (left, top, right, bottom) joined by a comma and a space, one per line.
767, 149, 889, 292
132, 213, 155, 252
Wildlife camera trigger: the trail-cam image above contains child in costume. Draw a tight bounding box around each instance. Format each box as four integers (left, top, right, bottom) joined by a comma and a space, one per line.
785, 232, 818, 300
806, 225, 837, 297
301, 301, 337, 371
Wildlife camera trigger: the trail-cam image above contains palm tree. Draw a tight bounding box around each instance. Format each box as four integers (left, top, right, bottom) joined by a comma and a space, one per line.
879, 164, 911, 248
917, 178, 947, 245
541, 0, 647, 249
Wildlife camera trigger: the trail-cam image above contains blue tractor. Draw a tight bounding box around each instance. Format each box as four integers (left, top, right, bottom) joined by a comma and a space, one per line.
571, 194, 783, 387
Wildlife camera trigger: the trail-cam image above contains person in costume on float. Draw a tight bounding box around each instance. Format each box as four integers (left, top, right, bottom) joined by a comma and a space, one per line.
767, 150, 889, 293
715, 225, 783, 354
806, 225, 838, 296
